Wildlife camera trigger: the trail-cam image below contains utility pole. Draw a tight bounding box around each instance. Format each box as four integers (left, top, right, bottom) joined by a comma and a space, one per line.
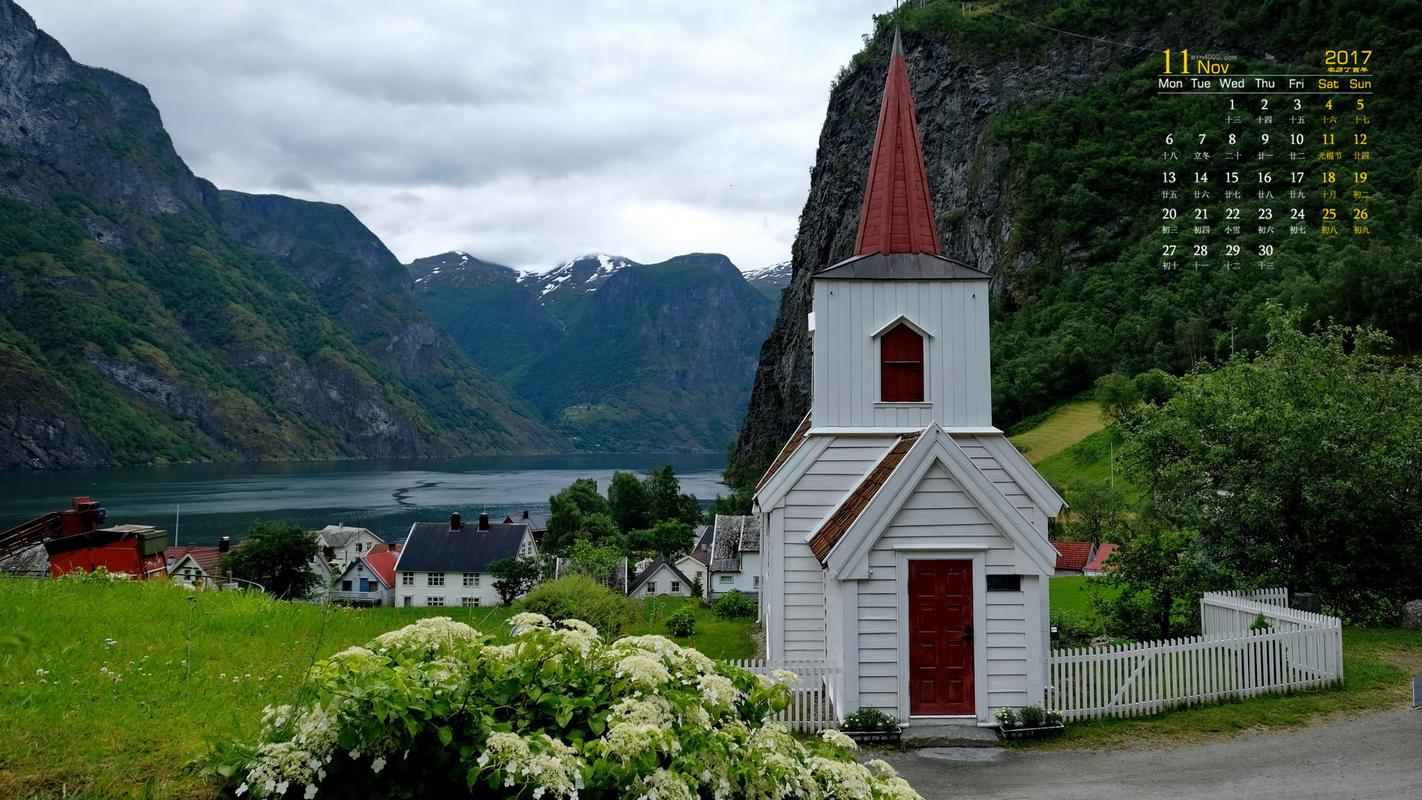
174, 504, 181, 548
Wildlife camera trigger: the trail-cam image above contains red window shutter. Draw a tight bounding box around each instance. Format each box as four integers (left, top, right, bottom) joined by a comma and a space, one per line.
881, 325, 924, 402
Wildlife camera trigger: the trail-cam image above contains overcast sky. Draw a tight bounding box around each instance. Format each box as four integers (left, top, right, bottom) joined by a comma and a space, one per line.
27, 1, 884, 271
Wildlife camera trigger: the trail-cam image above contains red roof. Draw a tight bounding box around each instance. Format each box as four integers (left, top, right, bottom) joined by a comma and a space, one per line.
361, 550, 398, 589
1051, 540, 1094, 572
1084, 542, 1118, 573
853, 30, 941, 257
164, 545, 224, 574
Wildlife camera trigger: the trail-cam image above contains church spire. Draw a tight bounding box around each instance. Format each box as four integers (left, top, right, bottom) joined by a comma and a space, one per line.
852, 29, 941, 257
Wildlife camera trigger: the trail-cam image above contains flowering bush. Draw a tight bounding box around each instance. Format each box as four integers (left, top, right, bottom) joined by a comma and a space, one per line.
214, 615, 922, 799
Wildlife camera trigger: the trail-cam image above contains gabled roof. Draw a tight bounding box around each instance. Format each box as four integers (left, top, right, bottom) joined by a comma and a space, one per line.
1052, 540, 1094, 572
165, 545, 225, 574
711, 514, 761, 572
853, 30, 940, 257
395, 522, 528, 573
1084, 542, 1118, 573
755, 413, 813, 492
970, 434, 1067, 517
502, 510, 547, 532
808, 431, 922, 563
628, 555, 693, 594
315, 525, 381, 548
693, 524, 714, 553
815, 251, 990, 281
810, 423, 1061, 579
361, 550, 398, 588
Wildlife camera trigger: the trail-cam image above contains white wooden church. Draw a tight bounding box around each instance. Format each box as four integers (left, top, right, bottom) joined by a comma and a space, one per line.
755, 32, 1064, 727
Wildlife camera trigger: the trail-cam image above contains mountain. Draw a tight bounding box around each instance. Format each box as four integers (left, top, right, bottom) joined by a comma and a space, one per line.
410, 251, 777, 452
0, 0, 559, 469
742, 261, 792, 299
728, 0, 1422, 486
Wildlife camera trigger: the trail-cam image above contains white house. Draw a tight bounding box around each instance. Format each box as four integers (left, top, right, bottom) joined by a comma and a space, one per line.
628, 555, 696, 598
754, 32, 1065, 728
709, 515, 761, 599
331, 550, 397, 606
675, 551, 710, 598
394, 513, 538, 607
314, 525, 384, 570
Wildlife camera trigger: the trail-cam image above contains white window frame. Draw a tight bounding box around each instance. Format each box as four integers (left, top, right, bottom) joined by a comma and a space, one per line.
401, 573, 414, 586
461, 596, 478, 607
426, 596, 445, 607
427, 572, 445, 587
646, 581, 656, 594
670, 581, 680, 593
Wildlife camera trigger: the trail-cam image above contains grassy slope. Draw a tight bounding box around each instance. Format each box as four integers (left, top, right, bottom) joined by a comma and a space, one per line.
0, 578, 755, 799
1007, 401, 1106, 465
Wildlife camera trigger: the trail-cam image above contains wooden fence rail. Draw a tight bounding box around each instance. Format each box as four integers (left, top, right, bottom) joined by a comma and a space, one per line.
725, 659, 841, 732
1047, 589, 1343, 721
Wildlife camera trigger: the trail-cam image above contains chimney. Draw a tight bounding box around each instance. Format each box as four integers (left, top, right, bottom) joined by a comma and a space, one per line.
450, 512, 462, 530
219, 536, 231, 553
478, 512, 490, 531
522, 510, 530, 519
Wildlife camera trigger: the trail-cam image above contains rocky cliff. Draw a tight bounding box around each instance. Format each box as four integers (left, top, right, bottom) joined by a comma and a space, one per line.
0, 0, 559, 469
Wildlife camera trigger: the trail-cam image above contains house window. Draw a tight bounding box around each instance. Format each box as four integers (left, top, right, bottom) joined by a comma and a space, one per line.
355, 542, 363, 553
753, 576, 760, 589
463, 573, 479, 587
646, 581, 656, 594
403, 596, 413, 607
670, 581, 680, 593
427, 596, 445, 607
719, 575, 733, 584
986, 574, 1022, 592
341, 580, 353, 592
359, 578, 370, 592
401, 573, 414, 586
428, 572, 445, 586
880, 323, 925, 402
461, 596, 478, 607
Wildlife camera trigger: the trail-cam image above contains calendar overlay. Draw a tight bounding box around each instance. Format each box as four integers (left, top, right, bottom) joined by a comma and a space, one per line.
1155, 50, 1373, 271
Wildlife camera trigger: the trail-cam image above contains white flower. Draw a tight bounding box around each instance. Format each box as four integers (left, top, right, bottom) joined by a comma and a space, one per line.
509, 612, 552, 633
615, 654, 671, 688
236, 783, 248, 797
771, 668, 801, 685
372, 617, 480, 652
865, 758, 897, 778
371, 756, 385, 773
697, 674, 738, 707
304, 784, 318, 799
820, 728, 859, 750
635, 768, 695, 800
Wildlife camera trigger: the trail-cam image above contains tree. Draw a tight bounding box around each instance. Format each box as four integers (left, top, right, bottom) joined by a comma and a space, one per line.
645, 465, 702, 527
1121, 308, 1422, 622
1062, 482, 1126, 546
489, 556, 542, 605
706, 487, 753, 519
577, 512, 622, 548
1095, 513, 1219, 640
545, 478, 609, 554
565, 541, 625, 587
1094, 372, 1140, 422
688, 573, 704, 600
627, 520, 694, 558
608, 471, 651, 533
220, 521, 320, 600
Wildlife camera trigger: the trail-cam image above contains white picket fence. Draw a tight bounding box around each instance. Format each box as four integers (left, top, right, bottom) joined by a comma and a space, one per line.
1047, 588, 1343, 721
724, 659, 840, 732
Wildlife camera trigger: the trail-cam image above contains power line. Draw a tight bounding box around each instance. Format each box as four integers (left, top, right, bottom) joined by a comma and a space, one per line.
972, 4, 1159, 55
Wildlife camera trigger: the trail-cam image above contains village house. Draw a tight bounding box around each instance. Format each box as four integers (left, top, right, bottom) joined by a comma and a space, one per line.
708, 514, 761, 599
1050, 540, 1094, 576
165, 538, 230, 586
676, 550, 710, 598
501, 510, 548, 549
754, 32, 1065, 728
330, 549, 398, 606
627, 554, 696, 598
313, 524, 384, 570
394, 513, 538, 607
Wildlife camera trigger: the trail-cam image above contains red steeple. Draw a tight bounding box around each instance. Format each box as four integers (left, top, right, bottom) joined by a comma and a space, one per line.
853, 30, 941, 257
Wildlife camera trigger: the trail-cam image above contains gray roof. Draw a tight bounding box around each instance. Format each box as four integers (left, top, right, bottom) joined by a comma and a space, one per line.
628, 554, 694, 594
315, 525, 380, 548
710, 514, 761, 572
694, 524, 714, 552
503, 510, 548, 532
396, 522, 528, 573
814, 251, 990, 281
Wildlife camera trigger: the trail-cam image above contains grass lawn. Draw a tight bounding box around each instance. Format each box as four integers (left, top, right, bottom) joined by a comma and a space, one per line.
1034, 426, 1144, 507
1049, 574, 1116, 619
0, 577, 756, 799
1008, 400, 1107, 465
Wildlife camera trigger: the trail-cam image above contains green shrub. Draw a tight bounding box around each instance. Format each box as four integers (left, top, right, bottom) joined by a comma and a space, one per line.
666, 608, 697, 638
994, 707, 1019, 728
214, 616, 925, 799
841, 707, 899, 732
712, 590, 757, 621
1051, 609, 1101, 649
1019, 705, 1047, 728
518, 575, 631, 637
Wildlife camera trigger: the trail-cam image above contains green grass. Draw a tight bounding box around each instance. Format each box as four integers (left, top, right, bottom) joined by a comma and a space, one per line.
1035, 426, 1143, 506
1008, 400, 1106, 465
1024, 627, 1422, 750
0, 577, 755, 799
1050, 575, 1111, 618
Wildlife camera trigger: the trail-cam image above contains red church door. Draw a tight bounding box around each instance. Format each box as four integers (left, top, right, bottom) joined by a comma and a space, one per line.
907, 560, 975, 715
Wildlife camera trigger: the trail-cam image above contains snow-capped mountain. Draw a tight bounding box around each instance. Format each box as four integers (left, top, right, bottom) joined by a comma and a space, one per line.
742, 260, 792, 298
519, 253, 640, 302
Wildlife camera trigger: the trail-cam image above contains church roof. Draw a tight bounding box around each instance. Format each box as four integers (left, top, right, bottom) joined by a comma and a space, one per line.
755, 413, 813, 492
808, 430, 922, 563
852, 30, 940, 258
814, 251, 989, 281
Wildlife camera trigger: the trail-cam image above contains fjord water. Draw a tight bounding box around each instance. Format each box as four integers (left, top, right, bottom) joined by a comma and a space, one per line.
0, 454, 727, 546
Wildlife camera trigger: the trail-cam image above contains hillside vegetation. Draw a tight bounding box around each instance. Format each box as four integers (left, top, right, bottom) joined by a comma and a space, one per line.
0, 577, 754, 799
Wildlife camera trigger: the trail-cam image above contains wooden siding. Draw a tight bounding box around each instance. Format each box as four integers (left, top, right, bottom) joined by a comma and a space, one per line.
856, 463, 1035, 713
811, 280, 991, 429
773, 435, 899, 661
954, 433, 1049, 535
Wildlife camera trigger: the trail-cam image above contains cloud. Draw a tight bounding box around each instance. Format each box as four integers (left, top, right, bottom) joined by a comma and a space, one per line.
27, 0, 881, 270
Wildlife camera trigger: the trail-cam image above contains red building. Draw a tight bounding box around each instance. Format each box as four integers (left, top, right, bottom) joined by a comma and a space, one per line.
0, 497, 168, 579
